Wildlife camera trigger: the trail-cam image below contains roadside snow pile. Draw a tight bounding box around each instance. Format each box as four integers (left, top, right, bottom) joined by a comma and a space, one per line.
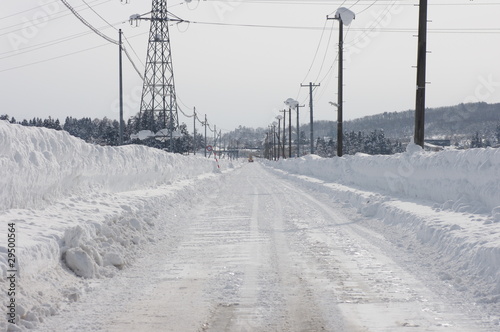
264, 145, 500, 304
268, 143, 500, 216
0, 121, 237, 331
0, 121, 219, 211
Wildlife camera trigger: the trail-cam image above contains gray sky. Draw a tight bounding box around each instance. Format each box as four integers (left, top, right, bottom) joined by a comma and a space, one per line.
1, 0, 500, 133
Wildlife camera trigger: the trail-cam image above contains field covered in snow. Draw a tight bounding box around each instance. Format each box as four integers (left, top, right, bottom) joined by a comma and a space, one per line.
1, 120, 499, 331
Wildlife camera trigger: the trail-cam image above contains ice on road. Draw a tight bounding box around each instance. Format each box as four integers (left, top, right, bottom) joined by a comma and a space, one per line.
38, 163, 494, 332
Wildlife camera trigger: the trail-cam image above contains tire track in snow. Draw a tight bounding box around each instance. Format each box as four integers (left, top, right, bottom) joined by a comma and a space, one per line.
254, 178, 334, 332
203, 178, 263, 331
205, 164, 336, 331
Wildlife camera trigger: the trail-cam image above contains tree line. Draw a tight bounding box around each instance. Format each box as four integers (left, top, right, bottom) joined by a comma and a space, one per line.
2, 102, 499, 156
0, 114, 198, 154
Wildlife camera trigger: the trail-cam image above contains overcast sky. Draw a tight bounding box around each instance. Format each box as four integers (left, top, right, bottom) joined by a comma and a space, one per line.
1, 0, 500, 133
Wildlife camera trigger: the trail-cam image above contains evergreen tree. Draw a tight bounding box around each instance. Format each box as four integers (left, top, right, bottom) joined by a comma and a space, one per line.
496, 123, 500, 144
470, 132, 482, 148
315, 137, 327, 157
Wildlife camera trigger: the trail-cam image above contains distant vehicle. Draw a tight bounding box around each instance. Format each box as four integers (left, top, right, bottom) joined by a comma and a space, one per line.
248, 156, 254, 162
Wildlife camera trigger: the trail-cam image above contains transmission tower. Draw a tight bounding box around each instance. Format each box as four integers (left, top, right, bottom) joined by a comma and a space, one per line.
131, 1, 184, 150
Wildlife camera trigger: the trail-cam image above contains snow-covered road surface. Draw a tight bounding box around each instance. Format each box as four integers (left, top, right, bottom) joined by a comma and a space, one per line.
36, 163, 496, 332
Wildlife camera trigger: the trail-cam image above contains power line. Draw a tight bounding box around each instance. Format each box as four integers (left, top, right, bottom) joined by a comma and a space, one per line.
189, 20, 329, 31
0, 0, 61, 20
344, 0, 397, 46
314, 19, 336, 83
355, 0, 378, 15
203, 0, 500, 6
121, 45, 144, 79
0, 0, 113, 34
122, 34, 144, 67
60, 0, 119, 45
82, 0, 118, 31
0, 42, 111, 73
0, 30, 95, 59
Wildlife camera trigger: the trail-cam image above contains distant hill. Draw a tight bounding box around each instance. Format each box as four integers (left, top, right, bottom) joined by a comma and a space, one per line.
308, 102, 500, 144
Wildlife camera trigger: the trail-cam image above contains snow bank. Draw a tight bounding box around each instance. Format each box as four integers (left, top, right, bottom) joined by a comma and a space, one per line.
0, 121, 220, 211
267, 144, 500, 216
0, 121, 239, 330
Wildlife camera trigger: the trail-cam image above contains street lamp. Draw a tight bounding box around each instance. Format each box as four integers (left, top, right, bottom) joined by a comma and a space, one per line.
328, 7, 355, 157
285, 98, 299, 157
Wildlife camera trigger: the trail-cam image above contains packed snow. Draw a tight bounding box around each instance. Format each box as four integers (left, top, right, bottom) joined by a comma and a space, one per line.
1, 120, 499, 331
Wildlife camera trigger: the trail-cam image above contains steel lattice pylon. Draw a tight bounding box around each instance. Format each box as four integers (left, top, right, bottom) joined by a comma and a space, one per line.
138, 0, 181, 143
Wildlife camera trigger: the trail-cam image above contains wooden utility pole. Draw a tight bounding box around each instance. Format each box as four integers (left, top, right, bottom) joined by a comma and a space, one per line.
336, 20, 344, 157
193, 107, 196, 155
204, 114, 207, 157
328, 8, 355, 157
214, 125, 217, 154
280, 109, 287, 158
296, 104, 305, 157
301, 82, 320, 154
415, 0, 428, 147
288, 107, 292, 158
326, 15, 345, 156
118, 29, 124, 145
276, 117, 281, 160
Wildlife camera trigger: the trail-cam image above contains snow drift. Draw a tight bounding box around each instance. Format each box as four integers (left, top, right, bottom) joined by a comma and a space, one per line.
0, 121, 235, 331
0, 121, 219, 211
267, 143, 500, 216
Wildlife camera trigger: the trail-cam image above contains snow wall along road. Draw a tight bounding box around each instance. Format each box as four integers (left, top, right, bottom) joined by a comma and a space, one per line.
269, 145, 500, 216
0, 121, 219, 211
0, 121, 228, 330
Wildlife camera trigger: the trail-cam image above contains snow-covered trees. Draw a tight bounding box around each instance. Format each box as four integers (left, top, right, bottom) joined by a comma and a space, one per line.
314, 130, 403, 157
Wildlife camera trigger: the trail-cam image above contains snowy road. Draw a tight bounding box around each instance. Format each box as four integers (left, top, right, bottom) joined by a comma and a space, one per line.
37, 163, 495, 332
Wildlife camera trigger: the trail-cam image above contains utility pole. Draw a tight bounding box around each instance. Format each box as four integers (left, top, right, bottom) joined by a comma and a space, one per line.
193, 107, 196, 155
214, 125, 217, 155
296, 104, 305, 157
276, 116, 282, 160
301, 82, 320, 154
415, 0, 428, 148
288, 106, 292, 158
271, 128, 274, 160
118, 29, 124, 145
269, 126, 273, 160
337, 20, 344, 157
328, 8, 355, 157
280, 109, 287, 158
204, 114, 207, 157
273, 124, 280, 160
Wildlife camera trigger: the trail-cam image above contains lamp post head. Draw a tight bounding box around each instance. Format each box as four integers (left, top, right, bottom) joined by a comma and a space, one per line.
284, 98, 299, 109
276, 115, 283, 120
335, 7, 356, 26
